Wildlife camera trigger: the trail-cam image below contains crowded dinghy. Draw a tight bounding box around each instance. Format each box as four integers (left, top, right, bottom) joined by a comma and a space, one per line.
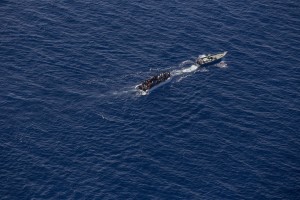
135, 72, 171, 93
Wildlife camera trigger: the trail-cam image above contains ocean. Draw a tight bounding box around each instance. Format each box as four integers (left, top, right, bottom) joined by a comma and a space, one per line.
1, 0, 300, 199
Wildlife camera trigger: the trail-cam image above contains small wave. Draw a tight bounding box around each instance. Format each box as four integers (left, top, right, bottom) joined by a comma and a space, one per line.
112, 87, 137, 95
216, 61, 228, 68
179, 60, 195, 68
171, 64, 200, 76
182, 64, 199, 73
137, 90, 148, 96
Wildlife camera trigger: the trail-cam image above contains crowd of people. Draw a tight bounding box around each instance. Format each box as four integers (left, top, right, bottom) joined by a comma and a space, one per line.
138, 72, 171, 91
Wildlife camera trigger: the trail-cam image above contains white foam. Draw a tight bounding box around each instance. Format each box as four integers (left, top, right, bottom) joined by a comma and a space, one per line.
140, 91, 148, 96
216, 61, 228, 68
170, 64, 199, 76
170, 70, 182, 76
182, 64, 198, 73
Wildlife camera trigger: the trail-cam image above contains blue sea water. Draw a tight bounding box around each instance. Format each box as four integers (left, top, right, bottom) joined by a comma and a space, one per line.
1, 0, 300, 199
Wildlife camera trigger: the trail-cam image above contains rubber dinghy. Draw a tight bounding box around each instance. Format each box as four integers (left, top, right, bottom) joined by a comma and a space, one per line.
196, 51, 227, 66
135, 72, 171, 93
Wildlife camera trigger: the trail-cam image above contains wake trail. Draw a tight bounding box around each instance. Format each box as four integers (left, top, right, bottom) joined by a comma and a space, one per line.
114, 58, 222, 97
171, 64, 199, 76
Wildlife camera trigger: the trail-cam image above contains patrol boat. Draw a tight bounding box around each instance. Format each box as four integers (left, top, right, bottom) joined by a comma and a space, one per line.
196, 51, 227, 66
136, 72, 171, 93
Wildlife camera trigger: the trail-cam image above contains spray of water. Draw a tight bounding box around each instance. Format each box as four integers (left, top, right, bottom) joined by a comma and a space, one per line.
171, 64, 199, 76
